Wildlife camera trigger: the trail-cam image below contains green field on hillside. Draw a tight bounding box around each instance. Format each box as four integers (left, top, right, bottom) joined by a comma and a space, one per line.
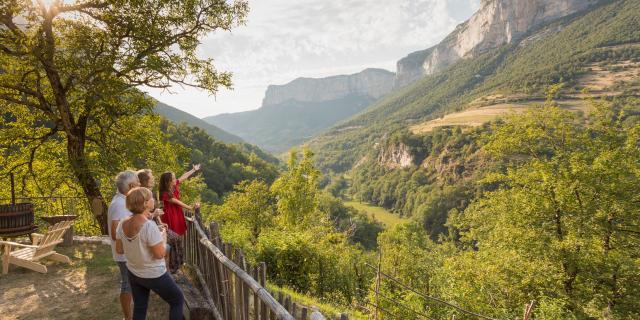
344, 201, 408, 228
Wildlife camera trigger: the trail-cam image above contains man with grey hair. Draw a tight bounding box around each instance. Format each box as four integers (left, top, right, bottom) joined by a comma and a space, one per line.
108, 170, 140, 320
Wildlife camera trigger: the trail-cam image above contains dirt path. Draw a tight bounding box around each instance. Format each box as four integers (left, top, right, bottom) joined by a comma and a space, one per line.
0, 243, 168, 320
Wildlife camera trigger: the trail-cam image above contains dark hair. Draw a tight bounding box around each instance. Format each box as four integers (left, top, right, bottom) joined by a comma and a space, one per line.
137, 169, 153, 188
159, 172, 174, 199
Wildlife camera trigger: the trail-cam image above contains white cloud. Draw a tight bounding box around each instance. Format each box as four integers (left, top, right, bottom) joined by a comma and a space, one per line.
146, 0, 480, 118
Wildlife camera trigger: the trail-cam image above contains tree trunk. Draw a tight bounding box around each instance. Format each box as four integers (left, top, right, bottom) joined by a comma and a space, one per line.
67, 132, 109, 234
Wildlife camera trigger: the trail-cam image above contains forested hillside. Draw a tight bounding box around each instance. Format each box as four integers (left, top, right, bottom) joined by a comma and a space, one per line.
309, 0, 640, 173
160, 120, 280, 203
155, 100, 244, 144
205, 95, 376, 153
205, 68, 395, 153
3, 0, 640, 318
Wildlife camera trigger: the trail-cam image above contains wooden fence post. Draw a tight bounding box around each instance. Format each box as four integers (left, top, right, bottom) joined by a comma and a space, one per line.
374, 249, 382, 320
258, 262, 272, 320
284, 295, 291, 315
209, 222, 220, 241
224, 243, 234, 320
253, 266, 260, 320
523, 300, 535, 320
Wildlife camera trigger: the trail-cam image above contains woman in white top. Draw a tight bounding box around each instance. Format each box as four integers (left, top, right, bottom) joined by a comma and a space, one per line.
116, 187, 184, 320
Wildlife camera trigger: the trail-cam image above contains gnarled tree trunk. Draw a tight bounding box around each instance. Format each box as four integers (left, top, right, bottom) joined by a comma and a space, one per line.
67, 130, 109, 235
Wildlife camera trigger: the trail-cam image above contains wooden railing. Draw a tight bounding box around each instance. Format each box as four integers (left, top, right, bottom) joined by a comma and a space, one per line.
184, 215, 295, 320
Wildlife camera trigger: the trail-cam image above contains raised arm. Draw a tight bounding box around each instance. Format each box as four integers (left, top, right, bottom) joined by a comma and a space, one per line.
177, 163, 201, 183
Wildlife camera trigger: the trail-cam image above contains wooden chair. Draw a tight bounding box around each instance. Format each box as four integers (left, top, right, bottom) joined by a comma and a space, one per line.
1, 220, 74, 274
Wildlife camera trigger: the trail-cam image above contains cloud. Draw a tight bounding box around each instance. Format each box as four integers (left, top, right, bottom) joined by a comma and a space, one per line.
148, 0, 479, 117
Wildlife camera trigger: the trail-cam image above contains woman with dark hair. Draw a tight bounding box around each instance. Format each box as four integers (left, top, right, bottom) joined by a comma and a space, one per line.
158, 164, 201, 273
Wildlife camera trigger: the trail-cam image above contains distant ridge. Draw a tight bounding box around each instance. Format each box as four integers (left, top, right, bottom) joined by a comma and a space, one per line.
262, 68, 395, 106
154, 101, 244, 144
204, 68, 395, 153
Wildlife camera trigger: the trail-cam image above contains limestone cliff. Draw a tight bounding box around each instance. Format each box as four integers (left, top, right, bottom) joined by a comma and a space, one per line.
395, 0, 603, 87
377, 143, 414, 169
262, 68, 395, 107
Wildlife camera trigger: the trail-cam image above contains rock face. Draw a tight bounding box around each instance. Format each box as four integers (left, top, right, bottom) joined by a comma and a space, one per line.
378, 143, 413, 168
395, 0, 602, 87
262, 68, 395, 107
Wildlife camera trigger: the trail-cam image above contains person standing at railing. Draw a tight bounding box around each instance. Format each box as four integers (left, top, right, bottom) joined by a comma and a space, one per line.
137, 169, 165, 222
108, 170, 140, 320
116, 187, 184, 320
158, 164, 201, 273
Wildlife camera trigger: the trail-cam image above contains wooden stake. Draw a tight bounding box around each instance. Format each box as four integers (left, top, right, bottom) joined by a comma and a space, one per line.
523, 300, 535, 320
374, 248, 382, 320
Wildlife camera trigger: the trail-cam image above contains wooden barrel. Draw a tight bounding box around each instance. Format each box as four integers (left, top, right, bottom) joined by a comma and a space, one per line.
0, 203, 37, 237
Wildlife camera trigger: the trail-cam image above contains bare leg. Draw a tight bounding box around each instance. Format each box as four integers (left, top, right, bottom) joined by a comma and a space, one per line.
120, 292, 133, 320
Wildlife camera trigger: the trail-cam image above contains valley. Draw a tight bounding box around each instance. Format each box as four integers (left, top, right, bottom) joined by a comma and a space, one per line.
343, 201, 407, 228
5, 0, 638, 319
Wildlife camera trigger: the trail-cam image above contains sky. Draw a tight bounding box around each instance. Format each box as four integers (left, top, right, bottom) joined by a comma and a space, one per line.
144, 0, 480, 118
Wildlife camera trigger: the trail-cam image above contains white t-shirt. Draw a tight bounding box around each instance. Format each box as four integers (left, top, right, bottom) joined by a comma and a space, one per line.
116, 218, 166, 278
108, 193, 131, 262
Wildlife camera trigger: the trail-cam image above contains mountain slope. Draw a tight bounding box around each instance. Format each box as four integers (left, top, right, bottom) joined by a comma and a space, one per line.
395, 0, 603, 87
204, 68, 394, 153
154, 101, 244, 143
206, 95, 376, 153
309, 0, 640, 173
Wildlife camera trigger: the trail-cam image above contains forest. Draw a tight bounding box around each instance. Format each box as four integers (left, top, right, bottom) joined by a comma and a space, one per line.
2, 0, 639, 319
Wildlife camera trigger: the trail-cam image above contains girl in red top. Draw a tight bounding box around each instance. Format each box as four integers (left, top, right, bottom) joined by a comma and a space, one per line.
158, 164, 201, 235
158, 164, 201, 273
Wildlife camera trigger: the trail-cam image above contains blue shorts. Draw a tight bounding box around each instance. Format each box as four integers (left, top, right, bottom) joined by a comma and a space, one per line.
117, 261, 132, 294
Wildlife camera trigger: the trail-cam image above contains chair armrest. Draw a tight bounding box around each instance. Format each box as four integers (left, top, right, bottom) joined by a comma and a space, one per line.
0, 241, 38, 249
32, 233, 44, 245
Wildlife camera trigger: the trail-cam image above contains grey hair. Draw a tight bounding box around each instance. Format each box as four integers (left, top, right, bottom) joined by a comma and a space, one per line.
115, 170, 139, 194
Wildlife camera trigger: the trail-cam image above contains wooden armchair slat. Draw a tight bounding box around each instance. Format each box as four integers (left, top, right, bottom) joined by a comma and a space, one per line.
1, 220, 73, 274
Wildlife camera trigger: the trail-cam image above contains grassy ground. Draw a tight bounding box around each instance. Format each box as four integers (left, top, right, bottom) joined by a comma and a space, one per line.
0, 242, 168, 319
409, 101, 590, 134
267, 284, 368, 320
409, 61, 639, 135
343, 201, 408, 228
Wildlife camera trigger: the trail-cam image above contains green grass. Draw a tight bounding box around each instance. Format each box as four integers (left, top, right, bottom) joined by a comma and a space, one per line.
344, 201, 408, 228
266, 284, 368, 320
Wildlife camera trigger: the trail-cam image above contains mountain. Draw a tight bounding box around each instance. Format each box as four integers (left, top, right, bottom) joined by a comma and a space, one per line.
204, 68, 395, 153
154, 101, 244, 144
309, 0, 640, 174
395, 0, 603, 87
262, 68, 395, 106
302, 0, 640, 250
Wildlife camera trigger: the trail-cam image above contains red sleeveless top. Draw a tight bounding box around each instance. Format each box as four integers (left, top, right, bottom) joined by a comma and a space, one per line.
160, 180, 187, 236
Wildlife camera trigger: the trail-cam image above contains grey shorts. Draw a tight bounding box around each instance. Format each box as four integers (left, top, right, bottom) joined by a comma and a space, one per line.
117, 261, 132, 294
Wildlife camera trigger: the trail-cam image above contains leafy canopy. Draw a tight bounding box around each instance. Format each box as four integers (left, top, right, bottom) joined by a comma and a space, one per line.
0, 0, 248, 232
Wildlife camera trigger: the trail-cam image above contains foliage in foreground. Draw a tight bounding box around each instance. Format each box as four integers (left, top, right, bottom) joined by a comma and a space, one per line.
0, 0, 248, 232
373, 99, 640, 319
204, 150, 382, 306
